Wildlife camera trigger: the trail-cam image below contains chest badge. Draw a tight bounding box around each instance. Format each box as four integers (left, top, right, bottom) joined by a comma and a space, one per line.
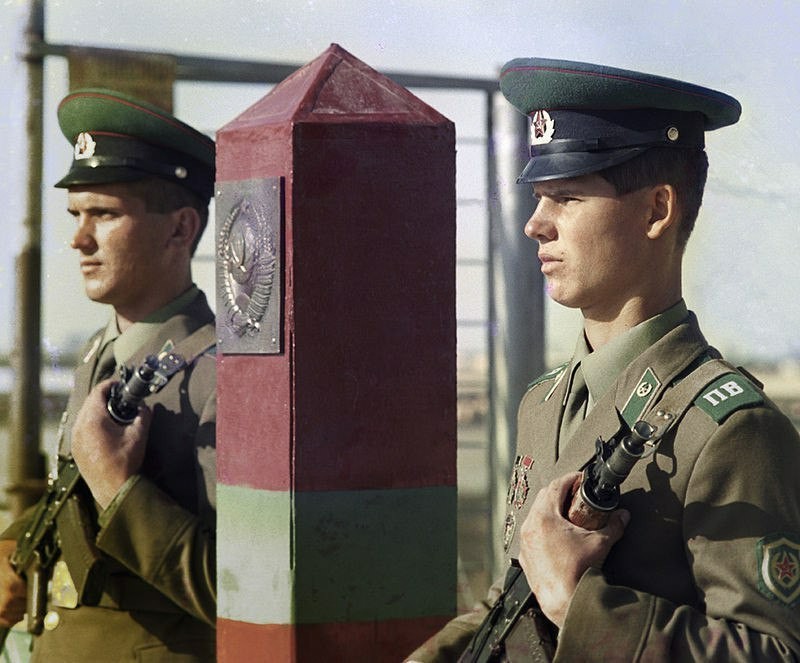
507, 455, 534, 510
503, 512, 516, 552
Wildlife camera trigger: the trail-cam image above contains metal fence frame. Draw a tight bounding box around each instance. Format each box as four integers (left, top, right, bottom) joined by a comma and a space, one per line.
12, 0, 544, 582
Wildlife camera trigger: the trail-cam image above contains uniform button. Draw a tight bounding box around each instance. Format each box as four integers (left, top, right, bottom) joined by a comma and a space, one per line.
43, 610, 60, 631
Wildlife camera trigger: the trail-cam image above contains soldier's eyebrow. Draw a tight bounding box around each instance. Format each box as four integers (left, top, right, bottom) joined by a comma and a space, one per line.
66, 204, 121, 217
533, 184, 583, 198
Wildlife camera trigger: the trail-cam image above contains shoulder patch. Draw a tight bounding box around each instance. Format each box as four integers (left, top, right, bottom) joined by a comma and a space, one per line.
757, 533, 800, 607
527, 362, 568, 390
694, 372, 763, 424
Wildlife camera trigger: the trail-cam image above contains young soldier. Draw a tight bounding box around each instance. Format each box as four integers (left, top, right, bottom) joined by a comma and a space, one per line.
0, 89, 217, 661
408, 58, 800, 661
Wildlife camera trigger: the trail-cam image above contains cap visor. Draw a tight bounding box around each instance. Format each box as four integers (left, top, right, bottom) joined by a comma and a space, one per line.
517, 147, 649, 183
54, 165, 148, 189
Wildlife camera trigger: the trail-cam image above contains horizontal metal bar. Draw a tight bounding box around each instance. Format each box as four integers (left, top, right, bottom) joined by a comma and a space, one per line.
30, 41, 499, 92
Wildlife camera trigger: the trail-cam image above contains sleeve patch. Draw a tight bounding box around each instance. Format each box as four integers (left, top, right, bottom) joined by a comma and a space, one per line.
694, 373, 763, 424
757, 533, 800, 607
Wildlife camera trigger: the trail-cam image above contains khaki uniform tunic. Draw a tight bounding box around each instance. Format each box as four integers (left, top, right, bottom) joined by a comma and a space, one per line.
409, 308, 800, 662
3, 288, 216, 662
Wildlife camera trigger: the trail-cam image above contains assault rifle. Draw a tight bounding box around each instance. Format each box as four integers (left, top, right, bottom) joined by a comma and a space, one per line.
460, 420, 662, 662
567, 420, 657, 529
0, 352, 185, 651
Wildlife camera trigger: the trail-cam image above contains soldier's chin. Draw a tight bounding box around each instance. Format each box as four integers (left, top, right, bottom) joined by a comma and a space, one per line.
83, 285, 113, 305
544, 282, 569, 306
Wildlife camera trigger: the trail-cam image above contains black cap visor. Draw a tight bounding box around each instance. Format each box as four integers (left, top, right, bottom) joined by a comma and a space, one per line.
517, 146, 650, 183
55, 164, 152, 189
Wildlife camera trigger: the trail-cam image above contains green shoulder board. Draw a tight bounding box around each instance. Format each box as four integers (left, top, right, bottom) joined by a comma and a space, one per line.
694, 372, 764, 424
527, 362, 569, 390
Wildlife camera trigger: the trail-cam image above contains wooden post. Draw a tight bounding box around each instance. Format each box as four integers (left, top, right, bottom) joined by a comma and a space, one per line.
215, 44, 456, 662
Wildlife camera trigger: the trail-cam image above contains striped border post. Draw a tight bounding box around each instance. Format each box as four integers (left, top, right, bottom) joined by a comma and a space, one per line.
215, 44, 457, 661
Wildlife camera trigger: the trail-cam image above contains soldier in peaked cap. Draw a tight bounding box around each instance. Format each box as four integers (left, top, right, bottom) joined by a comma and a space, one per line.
408, 59, 800, 662
0, 89, 217, 662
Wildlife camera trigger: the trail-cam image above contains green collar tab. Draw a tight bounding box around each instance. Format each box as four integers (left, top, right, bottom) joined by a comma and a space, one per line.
620, 367, 661, 427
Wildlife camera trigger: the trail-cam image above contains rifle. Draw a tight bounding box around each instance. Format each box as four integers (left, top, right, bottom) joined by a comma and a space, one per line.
459, 420, 663, 662
567, 420, 657, 529
0, 352, 185, 651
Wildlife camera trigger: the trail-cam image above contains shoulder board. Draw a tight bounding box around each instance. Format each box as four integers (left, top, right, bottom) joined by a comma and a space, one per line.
527, 362, 569, 390
694, 371, 764, 424
171, 324, 217, 366
668, 351, 717, 388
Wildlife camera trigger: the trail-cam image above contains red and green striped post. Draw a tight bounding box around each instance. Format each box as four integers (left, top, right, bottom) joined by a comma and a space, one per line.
215, 44, 457, 661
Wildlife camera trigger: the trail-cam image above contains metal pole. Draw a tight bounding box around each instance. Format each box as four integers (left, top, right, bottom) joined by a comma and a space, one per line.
485, 90, 498, 577
8, 0, 46, 516
488, 94, 544, 576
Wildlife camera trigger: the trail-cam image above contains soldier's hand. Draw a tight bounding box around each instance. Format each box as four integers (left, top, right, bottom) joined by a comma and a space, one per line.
518, 471, 629, 628
71, 378, 153, 509
0, 540, 26, 627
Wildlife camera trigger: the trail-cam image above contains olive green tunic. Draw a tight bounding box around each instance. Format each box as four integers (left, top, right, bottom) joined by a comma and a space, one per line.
409, 309, 800, 662
4, 288, 216, 662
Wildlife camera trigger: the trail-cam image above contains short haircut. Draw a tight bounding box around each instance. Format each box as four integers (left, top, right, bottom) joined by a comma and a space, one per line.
597, 147, 709, 247
125, 178, 210, 255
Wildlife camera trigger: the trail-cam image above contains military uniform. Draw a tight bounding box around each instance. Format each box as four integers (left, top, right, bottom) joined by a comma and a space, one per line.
3, 288, 216, 662
411, 309, 800, 662
0, 89, 217, 661
406, 59, 800, 661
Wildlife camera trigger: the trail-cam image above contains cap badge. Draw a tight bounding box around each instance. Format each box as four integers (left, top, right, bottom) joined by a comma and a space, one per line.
531, 110, 555, 145
74, 132, 96, 160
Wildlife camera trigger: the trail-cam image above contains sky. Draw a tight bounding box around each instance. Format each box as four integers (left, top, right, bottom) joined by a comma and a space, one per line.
1, 0, 799, 365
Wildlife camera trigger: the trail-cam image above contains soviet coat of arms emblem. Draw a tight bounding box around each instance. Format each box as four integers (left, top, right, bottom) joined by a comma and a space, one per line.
215, 178, 282, 354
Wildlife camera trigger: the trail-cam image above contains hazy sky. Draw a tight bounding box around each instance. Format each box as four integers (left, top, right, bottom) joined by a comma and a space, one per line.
1, 0, 798, 364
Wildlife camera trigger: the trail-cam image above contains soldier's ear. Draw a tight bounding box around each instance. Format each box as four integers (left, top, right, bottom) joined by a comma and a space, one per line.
645, 184, 679, 241
168, 206, 201, 252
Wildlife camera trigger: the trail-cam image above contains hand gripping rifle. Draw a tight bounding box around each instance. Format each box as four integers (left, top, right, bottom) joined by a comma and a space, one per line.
0, 352, 185, 651
567, 420, 658, 529
460, 420, 664, 663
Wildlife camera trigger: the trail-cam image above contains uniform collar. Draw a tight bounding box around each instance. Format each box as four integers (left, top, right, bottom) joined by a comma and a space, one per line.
103, 285, 200, 365
579, 300, 689, 409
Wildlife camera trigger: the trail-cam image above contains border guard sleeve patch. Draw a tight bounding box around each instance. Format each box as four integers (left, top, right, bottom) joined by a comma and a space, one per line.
694, 372, 764, 424
757, 532, 800, 607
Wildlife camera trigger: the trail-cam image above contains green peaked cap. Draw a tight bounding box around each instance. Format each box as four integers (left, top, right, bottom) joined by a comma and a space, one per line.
499, 58, 741, 182
55, 88, 215, 200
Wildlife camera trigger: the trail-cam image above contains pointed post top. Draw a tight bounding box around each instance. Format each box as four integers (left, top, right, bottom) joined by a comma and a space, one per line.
220, 43, 450, 132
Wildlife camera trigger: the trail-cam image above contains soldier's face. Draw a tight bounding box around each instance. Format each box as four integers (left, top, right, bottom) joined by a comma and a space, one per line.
67, 183, 176, 319
525, 173, 658, 316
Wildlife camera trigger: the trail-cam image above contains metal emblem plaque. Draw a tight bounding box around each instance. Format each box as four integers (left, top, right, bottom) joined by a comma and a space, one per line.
215, 177, 282, 354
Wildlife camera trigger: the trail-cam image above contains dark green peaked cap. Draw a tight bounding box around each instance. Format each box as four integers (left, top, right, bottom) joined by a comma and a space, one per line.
499, 58, 741, 182
55, 88, 215, 200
